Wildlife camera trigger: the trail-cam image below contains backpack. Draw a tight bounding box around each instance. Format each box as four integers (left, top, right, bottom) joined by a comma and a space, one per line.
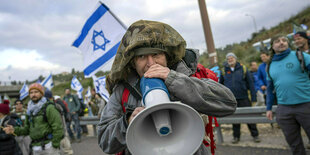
42, 101, 66, 123
118, 49, 219, 155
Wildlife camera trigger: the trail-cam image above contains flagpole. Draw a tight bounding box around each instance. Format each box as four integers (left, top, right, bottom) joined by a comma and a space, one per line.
99, 1, 128, 30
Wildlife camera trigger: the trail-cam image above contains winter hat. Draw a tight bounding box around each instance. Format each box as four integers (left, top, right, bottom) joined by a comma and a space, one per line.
294, 31, 309, 40
44, 89, 53, 99
226, 52, 237, 59
28, 83, 45, 95
3, 99, 10, 105
0, 103, 10, 115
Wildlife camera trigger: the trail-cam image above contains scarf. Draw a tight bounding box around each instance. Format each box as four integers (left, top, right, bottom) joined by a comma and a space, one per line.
27, 97, 47, 116
272, 48, 291, 61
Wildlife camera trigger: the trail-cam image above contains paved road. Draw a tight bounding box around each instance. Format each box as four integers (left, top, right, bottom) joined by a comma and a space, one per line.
71, 136, 310, 155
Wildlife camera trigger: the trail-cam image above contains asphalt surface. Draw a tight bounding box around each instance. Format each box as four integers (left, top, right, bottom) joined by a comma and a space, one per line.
71, 124, 310, 155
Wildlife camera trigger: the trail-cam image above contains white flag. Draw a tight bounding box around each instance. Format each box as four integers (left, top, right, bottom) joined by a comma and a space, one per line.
19, 82, 29, 100
71, 76, 84, 99
72, 2, 127, 77
41, 73, 54, 90
93, 75, 109, 102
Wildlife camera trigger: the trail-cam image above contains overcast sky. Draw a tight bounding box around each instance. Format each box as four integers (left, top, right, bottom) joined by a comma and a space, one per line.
0, 0, 309, 82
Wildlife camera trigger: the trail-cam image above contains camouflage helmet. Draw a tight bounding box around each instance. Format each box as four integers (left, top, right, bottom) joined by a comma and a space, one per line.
106, 20, 186, 93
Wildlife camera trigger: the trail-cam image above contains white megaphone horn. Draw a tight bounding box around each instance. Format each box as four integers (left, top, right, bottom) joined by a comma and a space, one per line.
126, 77, 204, 155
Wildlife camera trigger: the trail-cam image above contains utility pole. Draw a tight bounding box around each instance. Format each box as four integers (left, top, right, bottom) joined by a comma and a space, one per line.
198, 0, 217, 67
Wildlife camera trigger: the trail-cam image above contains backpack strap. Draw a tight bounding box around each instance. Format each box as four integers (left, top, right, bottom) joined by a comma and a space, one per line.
296, 50, 309, 76
121, 88, 130, 113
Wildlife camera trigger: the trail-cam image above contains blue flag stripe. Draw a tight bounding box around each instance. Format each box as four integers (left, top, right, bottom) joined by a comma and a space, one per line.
42, 74, 52, 86
72, 4, 109, 48
20, 93, 28, 100
84, 42, 120, 76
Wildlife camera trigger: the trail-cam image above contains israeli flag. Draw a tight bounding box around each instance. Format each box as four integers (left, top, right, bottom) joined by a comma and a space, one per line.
72, 2, 127, 77
93, 75, 109, 102
19, 82, 29, 100
85, 86, 91, 99
71, 76, 84, 99
41, 73, 54, 90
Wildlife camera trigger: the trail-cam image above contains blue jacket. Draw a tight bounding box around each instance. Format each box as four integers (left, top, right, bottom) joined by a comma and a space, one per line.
220, 62, 257, 102
250, 71, 260, 92
257, 62, 267, 93
266, 49, 310, 110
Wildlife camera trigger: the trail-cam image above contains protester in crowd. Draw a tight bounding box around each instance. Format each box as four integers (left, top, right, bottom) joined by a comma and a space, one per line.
256, 52, 270, 106
266, 34, 310, 155
95, 93, 106, 118
11, 99, 31, 155
45, 90, 74, 155
77, 95, 88, 136
220, 52, 260, 144
63, 88, 82, 143
3, 83, 64, 155
250, 61, 264, 106
0, 103, 22, 155
97, 20, 237, 155
294, 31, 309, 53
88, 88, 99, 116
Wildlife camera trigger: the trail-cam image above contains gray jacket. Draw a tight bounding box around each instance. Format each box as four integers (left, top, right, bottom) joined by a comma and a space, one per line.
97, 60, 237, 154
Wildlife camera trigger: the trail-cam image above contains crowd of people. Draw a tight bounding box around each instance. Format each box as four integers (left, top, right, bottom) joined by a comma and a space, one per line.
0, 83, 106, 155
0, 20, 309, 155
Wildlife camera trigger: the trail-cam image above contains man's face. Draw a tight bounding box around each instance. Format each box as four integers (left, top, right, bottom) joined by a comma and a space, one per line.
260, 53, 270, 63
227, 56, 236, 66
134, 52, 167, 77
15, 101, 23, 111
250, 62, 258, 72
65, 89, 71, 95
29, 89, 43, 103
272, 37, 289, 53
294, 36, 307, 49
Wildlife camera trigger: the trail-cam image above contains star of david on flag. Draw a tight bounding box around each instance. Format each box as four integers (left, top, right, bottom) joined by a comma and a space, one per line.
72, 2, 127, 77
92, 30, 110, 51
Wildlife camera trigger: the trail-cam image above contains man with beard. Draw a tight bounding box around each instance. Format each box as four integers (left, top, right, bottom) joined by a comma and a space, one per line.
4, 83, 64, 155
266, 34, 310, 155
294, 31, 309, 54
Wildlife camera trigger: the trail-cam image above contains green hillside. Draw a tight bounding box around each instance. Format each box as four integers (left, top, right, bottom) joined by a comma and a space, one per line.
199, 6, 310, 69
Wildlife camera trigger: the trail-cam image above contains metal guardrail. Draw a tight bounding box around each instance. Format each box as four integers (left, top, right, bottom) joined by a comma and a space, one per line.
79, 106, 278, 142
80, 116, 100, 136
215, 106, 277, 144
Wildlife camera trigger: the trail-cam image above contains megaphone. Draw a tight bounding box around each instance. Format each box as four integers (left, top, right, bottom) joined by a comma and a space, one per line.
126, 77, 204, 155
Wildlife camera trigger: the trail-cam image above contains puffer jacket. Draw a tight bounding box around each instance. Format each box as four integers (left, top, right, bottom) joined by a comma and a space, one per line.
97, 60, 237, 155
14, 101, 64, 148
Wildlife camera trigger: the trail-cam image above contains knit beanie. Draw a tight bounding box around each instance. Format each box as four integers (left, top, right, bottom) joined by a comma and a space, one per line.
0, 103, 10, 115
3, 99, 10, 105
294, 31, 309, 40
226, 52, 237, 59
28, 83, 45, 95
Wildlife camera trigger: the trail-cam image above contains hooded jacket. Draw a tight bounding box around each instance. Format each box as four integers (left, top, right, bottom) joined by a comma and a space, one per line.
98, 20, 237, 155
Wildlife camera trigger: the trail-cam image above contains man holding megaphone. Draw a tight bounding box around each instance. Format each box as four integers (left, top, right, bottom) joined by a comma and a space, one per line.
98, 20, 237, 155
